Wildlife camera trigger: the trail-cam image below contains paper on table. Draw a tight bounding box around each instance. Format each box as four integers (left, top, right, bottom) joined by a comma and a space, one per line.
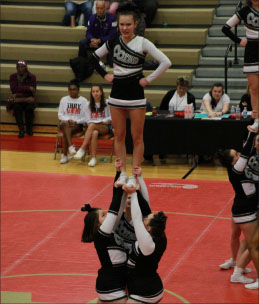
194, 113, 230, 119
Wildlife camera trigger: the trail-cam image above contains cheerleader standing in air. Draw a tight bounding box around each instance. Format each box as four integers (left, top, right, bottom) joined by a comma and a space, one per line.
222, 0, 259, 131
92, 1, 171, 188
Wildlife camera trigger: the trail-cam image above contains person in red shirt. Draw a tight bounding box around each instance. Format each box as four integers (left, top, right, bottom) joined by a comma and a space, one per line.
8, 60, 37, 138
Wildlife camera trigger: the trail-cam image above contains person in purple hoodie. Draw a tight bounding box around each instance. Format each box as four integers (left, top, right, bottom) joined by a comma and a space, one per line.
78, 0, 118, 67
8, 60, 37, 138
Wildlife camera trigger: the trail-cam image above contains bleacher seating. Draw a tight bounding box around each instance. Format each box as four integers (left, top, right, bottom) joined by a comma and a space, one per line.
0, 0, 220, 126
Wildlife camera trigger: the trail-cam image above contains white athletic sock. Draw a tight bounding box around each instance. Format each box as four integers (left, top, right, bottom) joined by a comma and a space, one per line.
233, 266, 243, 275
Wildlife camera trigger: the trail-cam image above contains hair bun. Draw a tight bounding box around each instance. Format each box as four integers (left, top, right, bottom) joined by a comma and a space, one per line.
81, 204, 93, 212
116, 1, 140, 17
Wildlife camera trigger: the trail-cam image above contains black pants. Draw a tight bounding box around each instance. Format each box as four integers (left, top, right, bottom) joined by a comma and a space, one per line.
78, 38, 113, 67
13, 102, 35, 132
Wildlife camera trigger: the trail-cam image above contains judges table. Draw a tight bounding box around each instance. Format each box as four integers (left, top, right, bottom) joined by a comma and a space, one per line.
125, 115, 252, 156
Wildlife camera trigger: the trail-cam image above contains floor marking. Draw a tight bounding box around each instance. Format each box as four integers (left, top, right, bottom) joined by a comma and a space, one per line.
1, 273, 97, 279
2, 182, 112, 276
1, 209, 231, 220
162, 195, 234, 283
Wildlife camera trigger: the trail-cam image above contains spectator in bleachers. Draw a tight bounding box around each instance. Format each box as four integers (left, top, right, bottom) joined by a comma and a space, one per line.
133, 0, 158, 28
201, 83, 230, 117
8, 60, 37, 138
159, 76, 196, 112
78, 0, 117, 67
239, 85, 252, 112
62, 0, 93, 27
58, 80, 88, 164
73, 84, 112, 167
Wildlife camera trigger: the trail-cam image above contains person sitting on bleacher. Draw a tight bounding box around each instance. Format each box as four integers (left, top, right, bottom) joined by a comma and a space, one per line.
62, 0, 93, 27
74, 84, 112, 167
58, 80, 88, 164
159, 76, 196, 112
200, 82, 230, 117
78, 0, 117, 67
8, 60, 37, 138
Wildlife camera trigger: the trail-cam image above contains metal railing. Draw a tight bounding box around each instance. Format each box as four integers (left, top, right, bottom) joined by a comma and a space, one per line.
224, 44, 232, 94
234, 0, 243, 64
224, 0, 243, 93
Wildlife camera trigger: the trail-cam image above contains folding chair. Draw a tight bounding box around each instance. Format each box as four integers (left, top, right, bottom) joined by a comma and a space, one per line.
54, 122, 87, 161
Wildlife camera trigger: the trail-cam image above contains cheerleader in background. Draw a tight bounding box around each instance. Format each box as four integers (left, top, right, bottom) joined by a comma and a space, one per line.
222, 0, 259, 131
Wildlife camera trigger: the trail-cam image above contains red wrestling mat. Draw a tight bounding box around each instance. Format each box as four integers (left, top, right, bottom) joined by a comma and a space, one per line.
1, 171, 258, 304
0, 134, 112, 153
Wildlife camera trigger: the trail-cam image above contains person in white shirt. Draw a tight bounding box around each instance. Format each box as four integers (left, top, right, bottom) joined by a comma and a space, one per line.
201, 83, 230, 117
58, 81, 88, 164
74, 84, 111, 166
159, 76, 196, 112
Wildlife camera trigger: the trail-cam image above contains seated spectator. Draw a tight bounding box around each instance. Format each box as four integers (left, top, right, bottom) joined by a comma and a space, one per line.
201, 82, 230, 117
58, 80, 88, 164
159, 76, 196, 112
133, 0, 158, 28
78, 0, 117, 67
8, 60, 37, 138
62, 0, 93, 27
74, 84, 112, 167
239, 85, 252, 112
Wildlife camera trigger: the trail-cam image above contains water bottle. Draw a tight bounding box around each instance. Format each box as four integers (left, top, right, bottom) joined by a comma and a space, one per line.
184, 105, 189, 119
242, 106, 248, 119
168, 104, 174, 117
236, 105, 241, 120
230, 105, 235, 115
188, 104, 193, 119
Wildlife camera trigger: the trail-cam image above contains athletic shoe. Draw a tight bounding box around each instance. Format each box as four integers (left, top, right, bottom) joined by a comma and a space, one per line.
243, 268, 252, 274
60, 154, 72, 164
88, 157, 97, 167
247, 119, 258, 132
245, 279, 259, 290
219, 258, 236, 269
125, 176, 137, 188
230, 274, 254, 284
74, 148, 85, 159
68, 145, 76, 155
115, 173, 128, 187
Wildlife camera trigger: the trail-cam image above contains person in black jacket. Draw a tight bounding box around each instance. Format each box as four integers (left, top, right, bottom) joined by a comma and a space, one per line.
159, 76, 196, 112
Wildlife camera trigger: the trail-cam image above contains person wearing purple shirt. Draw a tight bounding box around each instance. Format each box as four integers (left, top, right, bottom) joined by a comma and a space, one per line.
78, 0, 117, 67
8, 60, 37, 138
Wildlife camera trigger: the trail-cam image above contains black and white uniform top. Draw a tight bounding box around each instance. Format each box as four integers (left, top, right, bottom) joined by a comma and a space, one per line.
114, 176, 152, 254
94, 171, 128, 300
227, 132, 258, 221
222, 5, 259, 74
126, 192, 167, 303
93, 35, 171, 108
